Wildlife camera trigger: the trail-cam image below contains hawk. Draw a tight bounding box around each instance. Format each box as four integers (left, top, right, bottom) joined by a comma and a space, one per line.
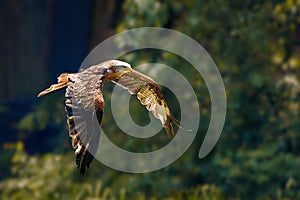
38, 60, 178, 174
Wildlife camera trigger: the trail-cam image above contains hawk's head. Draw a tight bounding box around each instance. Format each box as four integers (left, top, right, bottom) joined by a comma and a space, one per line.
103, 60, 132, 81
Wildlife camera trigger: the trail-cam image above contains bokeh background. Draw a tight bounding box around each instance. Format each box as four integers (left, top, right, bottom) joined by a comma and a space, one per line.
1, 0, 300, 199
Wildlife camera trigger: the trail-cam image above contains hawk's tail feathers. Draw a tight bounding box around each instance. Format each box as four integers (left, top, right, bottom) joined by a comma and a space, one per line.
37, 73, 69, 97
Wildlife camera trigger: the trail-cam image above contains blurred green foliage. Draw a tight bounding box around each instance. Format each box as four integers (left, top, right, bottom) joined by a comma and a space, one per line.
1, 0, 300, 199
0, 142, 223, 199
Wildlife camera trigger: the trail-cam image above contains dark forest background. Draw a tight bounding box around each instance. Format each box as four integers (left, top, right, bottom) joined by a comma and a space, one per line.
1, 0, 300, 199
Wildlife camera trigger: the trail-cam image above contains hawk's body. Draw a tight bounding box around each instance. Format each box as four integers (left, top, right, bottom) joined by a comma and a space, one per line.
38, 60, 177, 174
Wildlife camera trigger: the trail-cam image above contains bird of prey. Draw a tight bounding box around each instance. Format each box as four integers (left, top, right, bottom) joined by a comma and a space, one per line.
38, 60, 178, 174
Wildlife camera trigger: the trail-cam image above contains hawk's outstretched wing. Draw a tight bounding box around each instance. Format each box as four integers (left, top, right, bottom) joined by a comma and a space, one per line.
65, 72, 104, 174
113, 70, 178, 137
38, 71, 105, 175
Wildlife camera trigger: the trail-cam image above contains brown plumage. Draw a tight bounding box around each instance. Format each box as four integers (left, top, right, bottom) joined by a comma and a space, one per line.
37, 60, 177, 174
